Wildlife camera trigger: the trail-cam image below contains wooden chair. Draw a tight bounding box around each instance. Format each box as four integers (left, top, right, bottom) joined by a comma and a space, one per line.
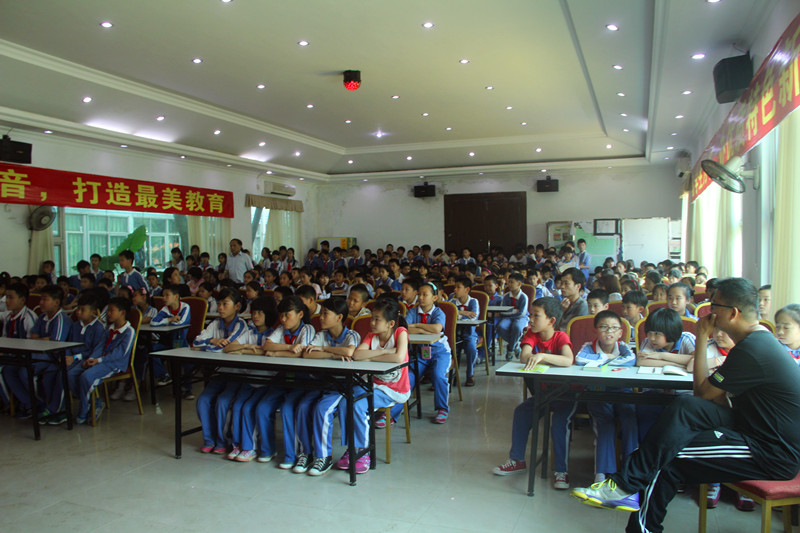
699, 473, 800, 533
470, 290, 491, 374
438, 300, 462, 401
379, 402, 411, 464
520, 284, 536, 305
760, 319, 776, 335
91, 307, 143, 425
646, 300, 668, 314
695, 302, 711, 318
182, 296, 209, 345
351, 316, 372, 341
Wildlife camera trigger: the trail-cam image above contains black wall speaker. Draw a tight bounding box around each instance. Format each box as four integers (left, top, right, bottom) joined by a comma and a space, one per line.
0, 135, 32, 164
413, 183, 436, 197
713, 53, 753, 104
536, 176, 559, 192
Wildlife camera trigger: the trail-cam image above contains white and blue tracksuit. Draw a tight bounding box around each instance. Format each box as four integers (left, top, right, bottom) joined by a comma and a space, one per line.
253, 323, 316, 461
391, 305, 451, 419
230, 326, 275, 452
194, 317, 249, 448
67, 321, 135, 419
0, 306, 38, 405
5, 310, 70, 412
449, 296, 479, 378
496, 290, 529, 354
149, 302, 191, 379
120, 269, 147, 293
575, 340, 638, 475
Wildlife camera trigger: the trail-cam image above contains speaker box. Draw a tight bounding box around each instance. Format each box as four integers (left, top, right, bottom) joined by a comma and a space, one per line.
536, 177, 559, 192
0, 136, 32, 164
713, 53, 753, 104
413, 184, 436, 198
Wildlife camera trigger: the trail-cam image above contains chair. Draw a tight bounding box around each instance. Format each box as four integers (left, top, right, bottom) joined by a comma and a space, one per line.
351, 316, 372, 340
699, 473, 800, 533
27, 293, 41, 310
634, 318, 648, 352
470, 291, 491, 374
311, 314, 322, 333
153, 296, 166, 310
520, 284, 536, 305
760, 319, 776, 335
681, 316, 698, 336
695, 302, 711, 318
344, 316, 353, 329
646, 300, 668, 314
263, 289, 274, 300
608, 301, 625, 316
442, 284, 456, 298
365, 300, 377, 312
91, 307, 143, 425
693, 290, 708, 304
438, 300, 462, 401
379, 402, 411, 464
182, 296, 209, 345
566, 315, 597, 352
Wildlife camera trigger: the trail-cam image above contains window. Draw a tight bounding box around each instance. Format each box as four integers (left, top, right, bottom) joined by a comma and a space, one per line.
251, 206, 271, 254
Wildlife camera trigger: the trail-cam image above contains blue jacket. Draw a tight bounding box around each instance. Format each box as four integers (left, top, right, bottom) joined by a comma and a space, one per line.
67, 318, 108, 361
31, 309, 71, 342
120, 269, 147, 293
98, 321, 136, 370
1, 307, 37, 338
193, 317, 249, 352
151, 302, 191, 347
501, 290, 529, 320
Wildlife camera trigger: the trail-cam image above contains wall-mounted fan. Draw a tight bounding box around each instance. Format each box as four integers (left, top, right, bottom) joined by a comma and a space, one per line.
28, 205, 56, 231
700, 155, 759, 193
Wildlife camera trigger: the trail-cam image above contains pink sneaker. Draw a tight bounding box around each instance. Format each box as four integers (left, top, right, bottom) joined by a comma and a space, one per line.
212, 446, 227, 455
433, 409, 448, 424
374, 412, 387, 429
335, 452, 350, 470
200, 445, 214, 453
355, 454, 371, 474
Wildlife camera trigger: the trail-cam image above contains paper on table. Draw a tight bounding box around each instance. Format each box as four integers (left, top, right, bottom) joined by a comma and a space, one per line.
521, 364, 549, 373
662, 364, 689, 376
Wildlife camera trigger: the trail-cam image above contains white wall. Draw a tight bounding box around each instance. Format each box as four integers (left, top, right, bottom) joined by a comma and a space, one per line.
0, 131, 317, 275
310, 164, 682, 252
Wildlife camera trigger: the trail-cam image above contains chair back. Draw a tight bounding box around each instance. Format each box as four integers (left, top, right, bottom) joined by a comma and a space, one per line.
693, 289, 707, 304
182, 296, 209, 344
443, 284, 456, 298
344, 316, 353, 328
311, 314, 323, 333
437, 301, 459, 354
681, 316, 698, 336
126, 307, 143, 372
760, 319, 776, 335
365, 300, 377, 311
27, 293, 41, 310
608, 301, 624, 316
351, 316, 373, 340
153, 296, 166, 310
263, 289, 274, 300
634, 318, 648, 352
695, 302, 711, 318
566, 315, 596, 351
646, 300, 668, 314
470, 290, 489, 343
520, 284, 536, 305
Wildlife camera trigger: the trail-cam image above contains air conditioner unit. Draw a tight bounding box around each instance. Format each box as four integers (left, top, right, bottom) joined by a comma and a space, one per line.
263, 181, 296, 197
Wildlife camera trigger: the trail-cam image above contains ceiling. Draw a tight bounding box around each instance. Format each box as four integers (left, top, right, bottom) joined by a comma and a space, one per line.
0, 0, 776, 182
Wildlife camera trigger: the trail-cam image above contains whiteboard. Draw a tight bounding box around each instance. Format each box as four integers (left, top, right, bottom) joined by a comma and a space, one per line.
622, 218, 670, 265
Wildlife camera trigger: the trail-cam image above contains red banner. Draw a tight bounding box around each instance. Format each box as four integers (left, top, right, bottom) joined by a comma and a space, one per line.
691, 13, 800, 201
0, 164, 234, 217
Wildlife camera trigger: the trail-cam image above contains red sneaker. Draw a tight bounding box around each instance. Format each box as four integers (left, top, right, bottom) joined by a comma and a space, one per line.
492, 459, 527, 476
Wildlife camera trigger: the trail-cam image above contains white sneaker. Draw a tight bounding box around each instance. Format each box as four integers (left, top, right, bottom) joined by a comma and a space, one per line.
123, 388, 138, 402
553, 471, 570, 490
110, 382, 126, 401
594, 473, 606, 484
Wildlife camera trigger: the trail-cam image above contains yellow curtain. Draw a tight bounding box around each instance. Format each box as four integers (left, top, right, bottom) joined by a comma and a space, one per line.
187, 215, 232, 258
264, 209, 301, 251
771, 110, 800, 314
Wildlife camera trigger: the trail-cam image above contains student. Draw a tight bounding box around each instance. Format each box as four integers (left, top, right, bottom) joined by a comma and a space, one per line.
40, 260, 57, 286
58, 276, 77, 310
497, 272, 530, 361
758, 284, 772, 320
450, 276, 480, 386
221, 296, 279, 462
69, 260, 91, 290
298, 268, 322, 298
347, 284, 372, 319
375, 265, 393, 290
399, 278, 420, 311
456, 247, 476, 266
169, 247, 187, 274
185, 267, 203, 295
294, 297, 361, 474
145, 272, 162, 297
243, 281, 263, 314
667, 282, 697, 319
621, 290, 648, 343
262, 268, 279, 291
651, 283, 668, 303
493, 297, 573, 480
556, 268, 588, 332
88, 253, 103, 282
642, 270, 662, 294
296, 284, 321, 317
117, 250, 147, 293
328, 296, 409, 474
390, 282, 451, 424
4, 285, 70, 420
328, 267, 349, 295
586, 289, 610, 316
254, 296, 316, 468
346, 245, 363, 269
351, 272, 374, 298
775, 304, 800, 362
68, 297, 136, 424
193, 288, 249, 453
575, 311, 637, 483
197, 282, 218, 315
149, 284, 192, 395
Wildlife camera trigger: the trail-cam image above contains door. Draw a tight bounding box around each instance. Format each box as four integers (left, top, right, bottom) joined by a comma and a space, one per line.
444, 192, 527, 256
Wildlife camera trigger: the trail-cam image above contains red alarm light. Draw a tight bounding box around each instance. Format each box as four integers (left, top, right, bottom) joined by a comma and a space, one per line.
343, 70, 361, 91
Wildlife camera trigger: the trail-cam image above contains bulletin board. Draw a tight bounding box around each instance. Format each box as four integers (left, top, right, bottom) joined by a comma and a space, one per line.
574, 223, 619, 269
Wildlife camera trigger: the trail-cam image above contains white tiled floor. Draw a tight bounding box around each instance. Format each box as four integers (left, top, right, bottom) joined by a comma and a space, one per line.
0, 366, 774, 532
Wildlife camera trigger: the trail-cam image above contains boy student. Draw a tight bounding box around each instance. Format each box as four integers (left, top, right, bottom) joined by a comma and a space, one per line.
118, 250, 147, 293
68, 297, 136, 424
497, 272, 530, 361
642, 270, 662, 294
328, 267, 349, 295
621, 290, 648, 338
145, 272, 162, 297
758, 284, 771, 319
150, 284, 192, 392
399, 278, 420, 311
347, 284, 372, 319
4, 285, 70, 420
69, 260, 91, 290
89, 253, 103, 281
351, 271, 375, 298
450, 276, 480, 386
346, 245, 363, 268
41, 260, 57, 285
556, 268, 588, 332
493, 297, 574, 478
667, 282, 697, 319
296, 285, 321, 316
586, 289, 610, 316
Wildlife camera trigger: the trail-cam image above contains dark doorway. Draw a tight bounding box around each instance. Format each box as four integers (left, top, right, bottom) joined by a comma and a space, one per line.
444, 191, 527, 257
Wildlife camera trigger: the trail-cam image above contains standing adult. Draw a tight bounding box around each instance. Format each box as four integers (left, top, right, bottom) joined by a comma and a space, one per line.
225, 238, 254, 284
571, 277, 800, 533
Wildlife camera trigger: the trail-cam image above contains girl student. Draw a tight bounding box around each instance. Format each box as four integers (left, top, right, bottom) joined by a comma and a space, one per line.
170, 247, 187, 277
220, 296, 279, 462
389, 281, 451, 425
290, 297, 361, 474
252, 296, 316, 468
775, 304, 800, 361
193, 288, 249, 454
243, 281, 263, 314
311, 296, 409, 476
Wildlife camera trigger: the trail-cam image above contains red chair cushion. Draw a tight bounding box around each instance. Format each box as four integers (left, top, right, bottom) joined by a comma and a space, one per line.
732, 471, 800, 500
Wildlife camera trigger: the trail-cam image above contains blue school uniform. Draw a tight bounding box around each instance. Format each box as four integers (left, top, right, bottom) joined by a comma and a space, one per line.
449, 296, 480, 378
149, 285, 163, 298
346, 256, 364, 268
683, 308, 698, 320
120, 269, 147, 293
148, 302, 191, 380
390, 278, 403, 291
253, 323, 316, 462
230, 325, 276, 453
68, 321, 135, 420
390, 305, 451, 420
781, 342, 800, 364
194, 316, 249, 448
496, 289, 529, 356
576, 340, 638, 475
68, 274, 83, 290
0, 306, 38, 404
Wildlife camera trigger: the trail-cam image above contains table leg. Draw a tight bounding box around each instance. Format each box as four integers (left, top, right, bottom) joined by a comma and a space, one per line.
366, 379, 376, 470
345, 373, 357, 486
414, 356, 422, 419
172, 359, 183, 459
27, 355, 40, 440
59, 351, 73, 430
527, 377, 539, 497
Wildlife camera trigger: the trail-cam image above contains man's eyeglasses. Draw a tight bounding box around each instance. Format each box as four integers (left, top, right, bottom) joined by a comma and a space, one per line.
709, 302, 736, 310
597, 326, 621, 332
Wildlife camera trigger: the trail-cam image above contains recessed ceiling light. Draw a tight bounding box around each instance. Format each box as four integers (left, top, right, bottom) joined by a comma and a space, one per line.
521, 122, 527, 126
43, 130, 53, 134
156, 115, 165, 121
608, 166, 613, 169
620, 113, 628, 117
120, 144, 127, 148
707, 0, 721, 3
485, 86, 494, 90
192, 57, 203, 64
266, 171, 273, 174
257, 84, 266, 89
422, 21, 434, 29
617, 92, 626, 97
541, 169, 547, 173
692, 53, 706, 60
445, 127, 452, 131
535, 147, 542, 153
345, 120, 352, 124
671, 132, 678, 136
682, 90, 693, 95
306, 104, 314, 109
612, 64, 623, 70
419, 175, 425, 179
258, 141, 266, 147
459, 59, 470, 64
391, 95, 400, 99
375, 131, 385, 138
667, 146, 675, 150
505, 106, 513, 110
226, 164, 232, 167
606, 24, 619, 31
347, 160, 354, 164
422, 112, 429, 117
294, 151, 301, 157
299, 177, 305, 181
468, 152, 475, 157
623, 128, 630, 132
221, 0, 233, 3
606, 144, 613, 149
100, 21, 113, 28
298, 40, 309, 46
213, 129, 221, 135
406, 155, 413, 161
180, 155, 186, 159
82, 96, 92, 103
363, 179, 368, 182
675, 114, 685, 119
664, 157, 671, 160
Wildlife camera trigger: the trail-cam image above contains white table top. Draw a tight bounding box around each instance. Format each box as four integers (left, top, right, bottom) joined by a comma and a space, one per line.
408, 333, 441, 344
486, 305, 514, 313
139, 323, 190, 333
206, 313, 251, 320
456, 319, 487, 326
0, 338, 83, 353
495, 362, 694, 389
152, 347, 406, 374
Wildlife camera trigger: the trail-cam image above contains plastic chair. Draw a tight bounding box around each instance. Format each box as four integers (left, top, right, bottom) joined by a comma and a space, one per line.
695, 302, 711, 318
699, 473, 800, 533
91, 307, 143, 425
379, 402, 411, 464
351, 316, 372, 341
520, 284, 536, 305
182, 296, 209, 345
646, 300, 668, 314
438, 300, 462, 401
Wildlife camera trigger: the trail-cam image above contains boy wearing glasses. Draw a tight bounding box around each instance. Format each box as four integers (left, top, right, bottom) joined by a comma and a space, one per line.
575, 311, 637, 483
